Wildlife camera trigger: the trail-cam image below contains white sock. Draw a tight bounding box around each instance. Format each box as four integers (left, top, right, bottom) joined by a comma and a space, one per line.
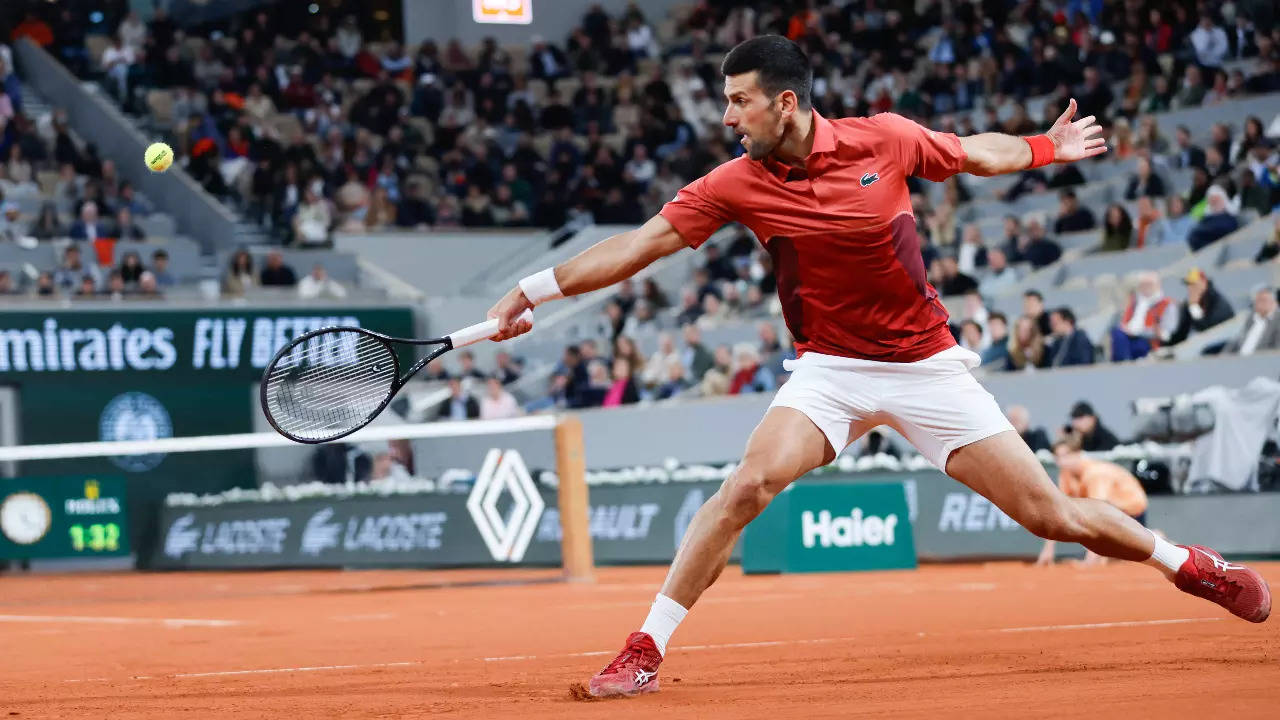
639, 593, 687, 656
1143, 531, 1190, 580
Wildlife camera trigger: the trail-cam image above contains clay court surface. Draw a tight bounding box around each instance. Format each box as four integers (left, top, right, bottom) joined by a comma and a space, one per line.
2, 562, 1277, 718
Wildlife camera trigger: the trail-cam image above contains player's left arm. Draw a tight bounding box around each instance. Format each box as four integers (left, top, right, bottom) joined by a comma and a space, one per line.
958, 99, 1108, 177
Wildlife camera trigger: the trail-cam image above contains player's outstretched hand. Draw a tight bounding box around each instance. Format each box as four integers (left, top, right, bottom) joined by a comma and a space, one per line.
488, 286, 534, 341
1046, 98, 1108, 163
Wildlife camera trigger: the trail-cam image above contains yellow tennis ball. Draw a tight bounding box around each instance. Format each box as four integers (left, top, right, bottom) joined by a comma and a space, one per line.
145, 142, 173, 173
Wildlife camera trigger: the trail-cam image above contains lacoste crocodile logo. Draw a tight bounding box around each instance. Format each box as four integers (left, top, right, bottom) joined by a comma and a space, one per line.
860, 172, 880, 187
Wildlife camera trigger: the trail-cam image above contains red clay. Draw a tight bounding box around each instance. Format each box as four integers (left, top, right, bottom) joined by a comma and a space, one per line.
2, 562, 1277, 718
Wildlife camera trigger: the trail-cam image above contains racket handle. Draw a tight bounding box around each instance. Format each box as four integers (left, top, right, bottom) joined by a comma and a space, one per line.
448, 308, 534, 348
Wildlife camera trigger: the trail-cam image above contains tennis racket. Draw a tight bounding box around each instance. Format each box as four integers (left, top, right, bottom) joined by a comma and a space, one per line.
260, 309, 533, 444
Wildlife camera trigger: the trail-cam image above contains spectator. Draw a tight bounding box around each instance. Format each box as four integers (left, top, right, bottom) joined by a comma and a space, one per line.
52, 245, 99, 291
601, 357, 641, 407
1099, 204, 1134, 252
1006, 404, 1051, 453
34, 270, 55, 297
1111, 272, 1178, 361
1022, 215, 1063, 269
1052, 190, 1096, 233
259, 251, 297, 287
150, 250, 175, 288
1067, 401, 1121, 452
1168, 268, 1235, 346
1023, 290, 1052, 336
933, 254, 978, 296
135, 270, 161, 298
100, 35, 138, 104
1257, 216, 1280, 264
1123, 157, 1166, 200
297, 263, 348, 299
456, 350, 488, 382
981, 312, 1010, 367
222, 248, 256, 296
1225, 286, 1280, 355
293, 188, 332, 246
0, 202, 23, 242
29, 202, 64, 241
68, 201, 105, 241
1006, 315, 1046, 371
959, 319, 986, 354
574, 360, 611, 407
1151, 195, 1195, 247
978, 247, 1018, 296
117, 251, 145, 288
1172, 125, 1206, 170
104, 269, 125, 300
678, 323, 714, 381
396, 178, 435, 229
621, 299, 660, 335
1190, 14, 1230, 69
1187, 186, 1239, 251
0, 269, 14, 294
956, 223, 987, 275
436, 377, 480, 420
114, 207, 145, 240
75, 273, 98, 298
1176, 65, 1207, 107
494, 351, 523, 385
479, 377, 522, 420
1046, 307, 1094, 367
1037, 437, 1149, 567
728, 343, 775, 395
655, 355, 689, 400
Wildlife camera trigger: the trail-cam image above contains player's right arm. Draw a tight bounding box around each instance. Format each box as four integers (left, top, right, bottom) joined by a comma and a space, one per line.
488, 165, 736, 340
487, 215, 688, 339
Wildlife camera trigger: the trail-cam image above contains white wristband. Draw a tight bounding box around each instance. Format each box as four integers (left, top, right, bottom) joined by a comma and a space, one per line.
518, 268, 564, 306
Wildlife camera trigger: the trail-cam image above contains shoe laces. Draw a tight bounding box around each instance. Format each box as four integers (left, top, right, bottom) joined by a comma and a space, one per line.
601, 638, 654, 675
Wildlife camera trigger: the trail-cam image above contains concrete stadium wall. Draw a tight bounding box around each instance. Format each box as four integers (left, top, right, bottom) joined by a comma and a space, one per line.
334, 230, 547, 298
404, 0, 691, 47
13, 40, 242, 256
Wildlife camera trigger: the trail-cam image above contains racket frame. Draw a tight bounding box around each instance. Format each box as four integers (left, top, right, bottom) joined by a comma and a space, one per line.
259, 327, 455, 445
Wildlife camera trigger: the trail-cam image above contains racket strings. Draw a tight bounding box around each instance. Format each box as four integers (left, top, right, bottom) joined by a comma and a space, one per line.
264, 331, 399, 441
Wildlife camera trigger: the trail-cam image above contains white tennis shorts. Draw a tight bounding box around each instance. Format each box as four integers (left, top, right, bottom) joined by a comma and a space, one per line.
769, 345, 1014, 471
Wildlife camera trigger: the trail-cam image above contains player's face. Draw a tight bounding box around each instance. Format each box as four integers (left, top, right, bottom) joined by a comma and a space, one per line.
723, 72, 785, 161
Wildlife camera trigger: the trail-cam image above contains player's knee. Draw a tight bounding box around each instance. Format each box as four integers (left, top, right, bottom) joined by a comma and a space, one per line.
1023, 498, 1090, 542
718, 466, 776, 529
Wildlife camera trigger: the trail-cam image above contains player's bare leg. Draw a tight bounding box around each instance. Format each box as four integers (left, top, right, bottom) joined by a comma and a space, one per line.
946, 431, 1270, 622
587, 407, 834, 697
660, 406, 835, 607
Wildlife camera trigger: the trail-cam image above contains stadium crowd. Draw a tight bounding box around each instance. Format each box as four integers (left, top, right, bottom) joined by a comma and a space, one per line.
7, 0, 1275, 246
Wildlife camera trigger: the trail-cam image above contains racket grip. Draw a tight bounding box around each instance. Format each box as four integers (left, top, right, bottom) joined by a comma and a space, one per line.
449, 308, 534, 348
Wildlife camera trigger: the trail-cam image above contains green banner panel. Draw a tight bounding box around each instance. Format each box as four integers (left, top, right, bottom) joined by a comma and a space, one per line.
0, 476, 130, 560
744, 482, 916, 574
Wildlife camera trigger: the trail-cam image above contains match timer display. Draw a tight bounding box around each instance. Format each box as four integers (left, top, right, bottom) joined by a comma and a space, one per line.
0, 476, 130, 560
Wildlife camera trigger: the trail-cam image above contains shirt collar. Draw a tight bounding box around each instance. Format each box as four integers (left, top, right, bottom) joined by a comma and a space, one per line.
761, 110, 836, 182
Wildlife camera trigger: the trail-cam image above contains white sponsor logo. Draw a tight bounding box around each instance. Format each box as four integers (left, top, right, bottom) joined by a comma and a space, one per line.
801, 508, 899, 548
467, 449, 544, 562
164, 514, 200, 558
163, 513, 291, 558
673, 489, 706, 547
301, 507, 342, 556
99, 392, 173, 472
342, 512, 446, 552
64, 497, 122, 515
536, 503, 661, 542
633, 669, 656, 687
937, 492, 1019, 532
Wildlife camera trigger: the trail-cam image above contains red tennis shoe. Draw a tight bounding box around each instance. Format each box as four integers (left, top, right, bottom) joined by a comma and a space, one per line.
1174, 545, 1271, 623
588, 631, 663, 698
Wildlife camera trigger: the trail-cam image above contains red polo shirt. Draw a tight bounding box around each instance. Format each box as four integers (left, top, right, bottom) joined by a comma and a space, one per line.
660, 111, 968, 362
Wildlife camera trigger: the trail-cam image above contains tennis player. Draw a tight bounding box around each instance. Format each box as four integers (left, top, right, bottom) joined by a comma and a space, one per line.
487, 36, 1271, 698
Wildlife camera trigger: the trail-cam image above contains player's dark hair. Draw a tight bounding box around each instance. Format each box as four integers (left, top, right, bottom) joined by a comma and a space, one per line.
721, 35, 812, 110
